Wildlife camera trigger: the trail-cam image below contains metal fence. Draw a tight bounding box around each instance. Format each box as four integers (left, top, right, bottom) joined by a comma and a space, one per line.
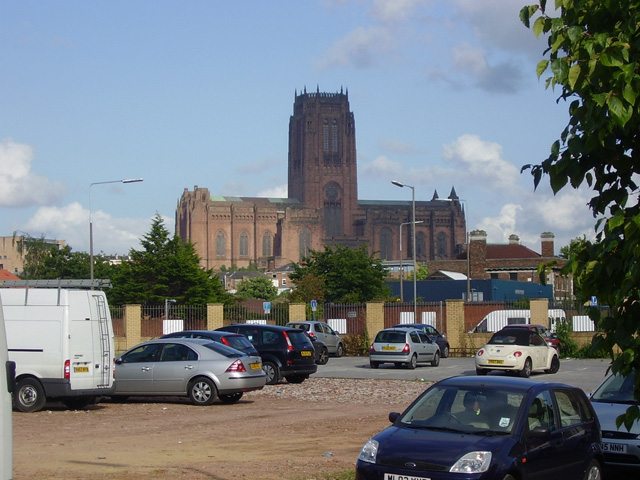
223, 300, 289, 326
139, 304, 208, 337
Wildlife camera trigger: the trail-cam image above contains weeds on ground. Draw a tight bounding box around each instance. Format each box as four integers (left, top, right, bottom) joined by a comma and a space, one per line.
292, 469, 355, 480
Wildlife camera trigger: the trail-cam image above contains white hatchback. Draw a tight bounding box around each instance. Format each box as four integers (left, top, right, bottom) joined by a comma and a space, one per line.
475, 327, 560, 377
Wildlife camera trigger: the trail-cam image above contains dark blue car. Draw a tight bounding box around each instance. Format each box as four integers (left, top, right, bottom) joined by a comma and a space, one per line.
356, 375, 602, 480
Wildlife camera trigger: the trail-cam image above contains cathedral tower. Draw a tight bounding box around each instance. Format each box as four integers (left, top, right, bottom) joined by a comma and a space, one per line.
288, 87, 357, 239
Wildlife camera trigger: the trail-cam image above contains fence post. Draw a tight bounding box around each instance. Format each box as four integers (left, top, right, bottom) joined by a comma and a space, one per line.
206, 303, 224, 329
289, 303, 306, 322
123, 304, 142, 351
446, 300, 465, 355
365, 302, 385, 340
530, 298, 549, 327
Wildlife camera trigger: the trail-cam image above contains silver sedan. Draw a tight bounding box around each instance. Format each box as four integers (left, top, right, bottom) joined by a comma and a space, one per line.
113, 338, 266, 405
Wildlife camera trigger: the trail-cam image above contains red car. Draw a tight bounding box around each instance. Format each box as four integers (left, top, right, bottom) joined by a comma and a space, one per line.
505, 324, 561, 353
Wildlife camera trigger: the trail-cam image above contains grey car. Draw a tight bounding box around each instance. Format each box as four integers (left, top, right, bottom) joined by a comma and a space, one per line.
369, 327, 440, 369
286, 320, 344, 357
113, 338, 266, 405
590, 370, 640, 473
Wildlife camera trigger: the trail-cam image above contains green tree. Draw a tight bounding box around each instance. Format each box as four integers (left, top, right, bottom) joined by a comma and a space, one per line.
287, 272, 326, 304
13, 233, 56, 279
520, 1, 640, 427
290, 245, 390, 303
109, 214, 230, 305
235, 276, 278, 301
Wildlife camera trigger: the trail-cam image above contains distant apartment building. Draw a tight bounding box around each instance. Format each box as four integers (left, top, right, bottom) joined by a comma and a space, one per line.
0, 235, 66, 275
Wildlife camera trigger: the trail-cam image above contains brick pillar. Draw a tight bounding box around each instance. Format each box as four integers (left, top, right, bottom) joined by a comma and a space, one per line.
365, 302, 385, 344
445, 300, 465, 354
206, 303, 224, 329
289, 303, 307, 322
530, 298, 549, 327
123, 304, 142, 351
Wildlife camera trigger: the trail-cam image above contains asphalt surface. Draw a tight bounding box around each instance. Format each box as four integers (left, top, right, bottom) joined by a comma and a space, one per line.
315, 355, 613, 393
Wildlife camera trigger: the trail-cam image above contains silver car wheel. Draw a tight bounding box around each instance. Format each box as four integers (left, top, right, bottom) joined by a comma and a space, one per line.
189, 377, 217, 406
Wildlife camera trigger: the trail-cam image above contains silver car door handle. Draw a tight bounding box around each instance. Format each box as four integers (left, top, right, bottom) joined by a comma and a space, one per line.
141, 366, 150, 371
184, 365, 194, 370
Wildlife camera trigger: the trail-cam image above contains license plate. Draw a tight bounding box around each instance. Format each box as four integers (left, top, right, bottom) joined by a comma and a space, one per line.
74, 366, 89, 373
488, 360, 504, 365
602, 441, 628, 453
250, 362, 262, 370
382, 346, 396, 351
384, 473, 430, 480
301, 351, 312, 356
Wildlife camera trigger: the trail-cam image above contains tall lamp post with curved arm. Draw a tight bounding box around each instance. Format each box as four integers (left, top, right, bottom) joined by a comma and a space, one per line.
90, 178, 143, 282
392, 180, 417, 322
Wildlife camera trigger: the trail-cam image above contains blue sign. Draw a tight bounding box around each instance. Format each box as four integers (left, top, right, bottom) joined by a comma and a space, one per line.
310, 299, 317, 311
590, 296, 598, 306
263, 301, 271, 314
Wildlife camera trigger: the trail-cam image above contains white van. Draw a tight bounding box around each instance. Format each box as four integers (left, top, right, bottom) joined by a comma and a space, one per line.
0, 296, 15, 479
0, 280, 116, 412
470, 309, 567, 333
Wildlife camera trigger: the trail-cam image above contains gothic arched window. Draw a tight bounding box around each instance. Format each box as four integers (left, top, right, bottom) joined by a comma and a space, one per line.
380, 228, 392, 260
239, 231, 249, 256
262, 231, 272, 257
216, 231, 226, 257
437, 232, 447, 257
416, 232, 426, 260
299, 228, 311, 260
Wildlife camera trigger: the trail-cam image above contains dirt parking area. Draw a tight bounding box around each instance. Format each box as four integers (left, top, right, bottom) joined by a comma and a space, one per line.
12, 378, 432, 480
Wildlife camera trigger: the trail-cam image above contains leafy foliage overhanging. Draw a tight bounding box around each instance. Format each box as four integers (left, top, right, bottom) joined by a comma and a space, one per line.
520, 0, 640, 429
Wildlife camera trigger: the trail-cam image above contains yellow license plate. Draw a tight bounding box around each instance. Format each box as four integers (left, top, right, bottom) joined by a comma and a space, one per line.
250, 362, 262, 370
488, 360, 504, 365
382, 346, 396, 351
301, 351, 312, 356
74, 366, 89, 373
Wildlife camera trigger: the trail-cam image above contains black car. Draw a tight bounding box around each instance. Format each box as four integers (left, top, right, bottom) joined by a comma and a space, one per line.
217, 324, 317, 385
393, 322, 450, 358
161, 330, 259, 356
356, 375, 603, 480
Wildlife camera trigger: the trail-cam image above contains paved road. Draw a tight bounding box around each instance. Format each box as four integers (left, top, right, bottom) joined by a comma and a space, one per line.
315, 355, 612, 393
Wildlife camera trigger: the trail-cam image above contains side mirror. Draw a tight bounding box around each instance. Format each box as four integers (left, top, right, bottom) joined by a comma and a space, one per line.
389, 412, 401, 423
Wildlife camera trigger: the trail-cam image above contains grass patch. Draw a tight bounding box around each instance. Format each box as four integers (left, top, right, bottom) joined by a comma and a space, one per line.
292, 469, 355, 480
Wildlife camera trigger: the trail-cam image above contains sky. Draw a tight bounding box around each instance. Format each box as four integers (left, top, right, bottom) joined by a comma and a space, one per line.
0, 0, 597, 259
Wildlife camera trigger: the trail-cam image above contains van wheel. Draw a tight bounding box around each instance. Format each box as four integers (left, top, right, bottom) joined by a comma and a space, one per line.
62, 396, 97, 410
188, 377, 217, 406
262, 361, 280, 385
15, 378, 46, 412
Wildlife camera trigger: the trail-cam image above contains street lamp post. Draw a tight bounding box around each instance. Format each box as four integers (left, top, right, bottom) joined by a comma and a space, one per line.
392, 180, 417, 322
90, 178, 144, 282
399, 220, 423, 302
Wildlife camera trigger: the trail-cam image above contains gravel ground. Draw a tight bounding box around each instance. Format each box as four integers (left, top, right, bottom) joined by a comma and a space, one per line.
12, 377, 433, 480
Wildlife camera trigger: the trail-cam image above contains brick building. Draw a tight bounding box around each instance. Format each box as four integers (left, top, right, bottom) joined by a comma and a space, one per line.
176, 88, 466, 270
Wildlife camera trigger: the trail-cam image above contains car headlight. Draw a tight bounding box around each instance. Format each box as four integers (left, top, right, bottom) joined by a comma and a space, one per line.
358, 439, 379, 464
450, 451, 492, 473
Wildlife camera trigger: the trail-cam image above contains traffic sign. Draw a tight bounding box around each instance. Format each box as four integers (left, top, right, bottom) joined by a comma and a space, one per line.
263, 301, 271, 314
310, 299, 317, 311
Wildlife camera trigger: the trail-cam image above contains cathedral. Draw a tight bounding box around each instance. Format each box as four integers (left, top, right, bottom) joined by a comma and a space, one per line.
176, 88, 467, 271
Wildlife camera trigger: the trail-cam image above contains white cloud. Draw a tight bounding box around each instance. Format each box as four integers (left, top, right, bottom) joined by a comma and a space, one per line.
477, 203, 522, 243
370, 0, 428, 23
315, 26, 395, 70
442, 134, 520, 191
379, 138, 419, 154
24, 203, 158, 255
361, 155, 404, 179
0, 139, 65, 207
257, 185, 288, 198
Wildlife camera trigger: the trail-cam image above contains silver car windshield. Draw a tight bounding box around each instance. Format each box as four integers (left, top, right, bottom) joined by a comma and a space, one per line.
591, 372, 637, 404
